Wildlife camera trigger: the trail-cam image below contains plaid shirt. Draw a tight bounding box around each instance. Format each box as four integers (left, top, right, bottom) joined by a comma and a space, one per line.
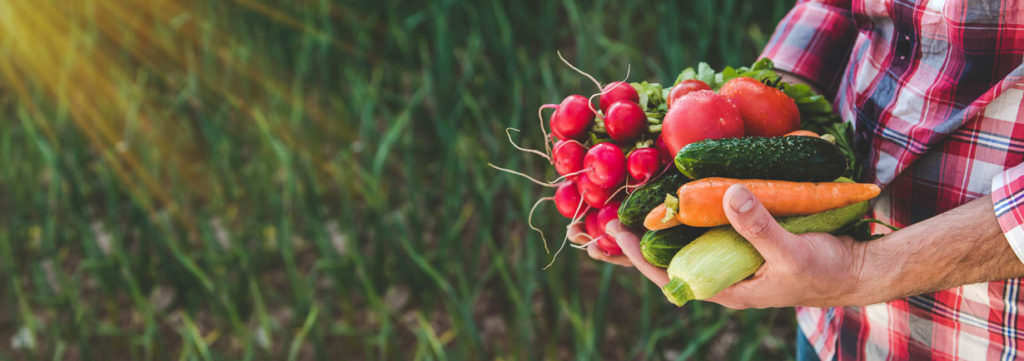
761, 0, 1024, 359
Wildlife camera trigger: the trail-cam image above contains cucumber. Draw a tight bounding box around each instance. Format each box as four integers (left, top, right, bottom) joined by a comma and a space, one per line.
617, 170, 689, 229
661, 200, 870, 306
640, 225, 708, 268
674, 136, 847, 182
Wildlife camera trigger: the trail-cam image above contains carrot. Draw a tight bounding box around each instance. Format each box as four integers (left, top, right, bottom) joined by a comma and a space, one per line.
644, 203, 683, 231
784, 130, 819, 137
675, 177, 881, 227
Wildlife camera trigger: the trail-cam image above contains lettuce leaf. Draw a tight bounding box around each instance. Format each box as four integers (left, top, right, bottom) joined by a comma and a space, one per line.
674, 58, 778, 90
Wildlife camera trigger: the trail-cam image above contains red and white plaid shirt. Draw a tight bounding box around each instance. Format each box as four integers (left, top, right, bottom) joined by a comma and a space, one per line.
761, 0, 1024, 359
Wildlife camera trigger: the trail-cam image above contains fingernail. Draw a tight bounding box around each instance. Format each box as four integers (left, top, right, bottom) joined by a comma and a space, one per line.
728, 185, 755, 213
604, 220, 621, 237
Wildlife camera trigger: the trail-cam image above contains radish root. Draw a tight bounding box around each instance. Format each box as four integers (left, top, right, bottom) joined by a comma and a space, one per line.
537, 104, 558, 158
544, 191, 590, 270
585, 64, 633, 118
528, 197, 554, 254
557, 51, 602, 91
570, 232, 597, 250
606, 183, 632, 204
488, 163, 563, 187
506, 128, 551, 162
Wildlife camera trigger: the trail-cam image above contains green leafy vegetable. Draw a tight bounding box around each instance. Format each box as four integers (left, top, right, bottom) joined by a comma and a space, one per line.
631, 81, 668, 116
674, 58, 778, 90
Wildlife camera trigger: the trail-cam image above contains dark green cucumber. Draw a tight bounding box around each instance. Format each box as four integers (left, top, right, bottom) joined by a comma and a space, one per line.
618, 170, 689, 229
674, 136, 847, 182
640, 225, 708, 268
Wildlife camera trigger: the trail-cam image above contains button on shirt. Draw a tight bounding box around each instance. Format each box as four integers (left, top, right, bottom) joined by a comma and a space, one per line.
760, 0, 1024, 359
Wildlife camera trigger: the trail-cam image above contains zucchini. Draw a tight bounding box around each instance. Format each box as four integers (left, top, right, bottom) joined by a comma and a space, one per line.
674, 136, 847, 182
661, 200, 870, 306
618, 170, 689, 229
640, 225, 708, 268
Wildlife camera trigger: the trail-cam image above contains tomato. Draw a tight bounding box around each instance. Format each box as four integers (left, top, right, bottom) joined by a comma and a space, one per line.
661, 90, 744, 156
667, 80, 712, 109
718, 77, 800, 137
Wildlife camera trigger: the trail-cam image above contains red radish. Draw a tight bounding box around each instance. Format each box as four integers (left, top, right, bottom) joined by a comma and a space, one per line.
550, 95, 595, 140
627, 148, 662, 184
661, 90, 744, 157
718, 77, 800, 137
599, 81, 640, 114
554, 181, 584, 218
578, 175, 616, 208
654, 136, 673, 164
594, 201, 624, 255
596, 236, 622, 255
666, 79, 712, 109
584, 210, 603, 239
582, 143, 627, 189
604, 101, 647, 142
552, 140, 586, 178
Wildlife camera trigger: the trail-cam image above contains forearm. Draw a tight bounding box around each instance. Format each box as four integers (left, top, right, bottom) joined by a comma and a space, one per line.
850, 195, 1024, 305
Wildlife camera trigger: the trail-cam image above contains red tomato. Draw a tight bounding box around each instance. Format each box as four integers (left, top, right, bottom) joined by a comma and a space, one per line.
718, 77, 800, 137
667, 80, 712, 109
661, 90, 744, 156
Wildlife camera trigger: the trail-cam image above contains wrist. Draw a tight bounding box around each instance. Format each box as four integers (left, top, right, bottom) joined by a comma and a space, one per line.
843, 234, 907, 306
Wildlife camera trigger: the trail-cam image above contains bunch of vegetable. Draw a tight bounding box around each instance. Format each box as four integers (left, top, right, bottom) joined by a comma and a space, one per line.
497, 57, 880, 304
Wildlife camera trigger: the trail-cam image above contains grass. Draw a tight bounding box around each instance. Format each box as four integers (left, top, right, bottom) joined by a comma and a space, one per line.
1, 0, 796, 359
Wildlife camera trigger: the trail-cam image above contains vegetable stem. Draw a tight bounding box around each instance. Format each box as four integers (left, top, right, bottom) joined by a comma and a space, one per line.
661, 278, 694, 306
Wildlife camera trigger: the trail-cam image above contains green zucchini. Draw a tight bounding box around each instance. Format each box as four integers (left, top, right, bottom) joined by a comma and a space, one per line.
640, 225, 708, 268
674, 136, 847, 182
661, 200, 870, 306
617, 170, 689, 229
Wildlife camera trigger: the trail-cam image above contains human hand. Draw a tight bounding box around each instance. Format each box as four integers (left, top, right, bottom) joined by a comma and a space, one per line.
567, 222, 634, 267
604, 184, 868, 309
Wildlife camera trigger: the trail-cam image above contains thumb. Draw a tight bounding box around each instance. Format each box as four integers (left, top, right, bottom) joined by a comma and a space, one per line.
722, 184, 792, 262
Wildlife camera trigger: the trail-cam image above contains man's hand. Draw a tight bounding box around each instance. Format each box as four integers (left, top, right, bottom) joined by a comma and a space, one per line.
698, 184, 866, 308
605, 184, 868, 308
567, 222, 633, 267
600, 183, 1024, 309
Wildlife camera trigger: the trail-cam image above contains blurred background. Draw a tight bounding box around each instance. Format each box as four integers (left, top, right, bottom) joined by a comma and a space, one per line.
0, 0, 798, 359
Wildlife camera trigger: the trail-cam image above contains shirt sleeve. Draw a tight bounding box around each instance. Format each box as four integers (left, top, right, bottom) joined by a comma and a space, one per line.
992, 163, 1024, 263
759, 0, 858, 97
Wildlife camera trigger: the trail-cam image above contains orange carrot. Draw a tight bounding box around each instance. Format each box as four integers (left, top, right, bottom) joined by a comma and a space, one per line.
675, 177, 881, 227
784, 130, 819, 137
644, 203, 683, 231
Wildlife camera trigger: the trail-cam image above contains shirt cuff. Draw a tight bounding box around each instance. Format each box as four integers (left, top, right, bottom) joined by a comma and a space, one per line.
991, 163, 1024, 264
759, 0, 857, 98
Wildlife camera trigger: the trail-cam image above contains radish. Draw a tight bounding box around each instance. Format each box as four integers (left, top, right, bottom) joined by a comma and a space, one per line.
552, 140, 586, 178
550, 95, 595, 140
599, 81, 640, 114
578, 175, 616, 208
604, 101, 646, 142
584, 210, 603, 239
582, 143, 627, 189
661, 90, 744, 157
554, 181, 584, 218
667, 79, 712, 109
654, 136, 673, 165
627, 148, 662, 184
594, 201, 624, 255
